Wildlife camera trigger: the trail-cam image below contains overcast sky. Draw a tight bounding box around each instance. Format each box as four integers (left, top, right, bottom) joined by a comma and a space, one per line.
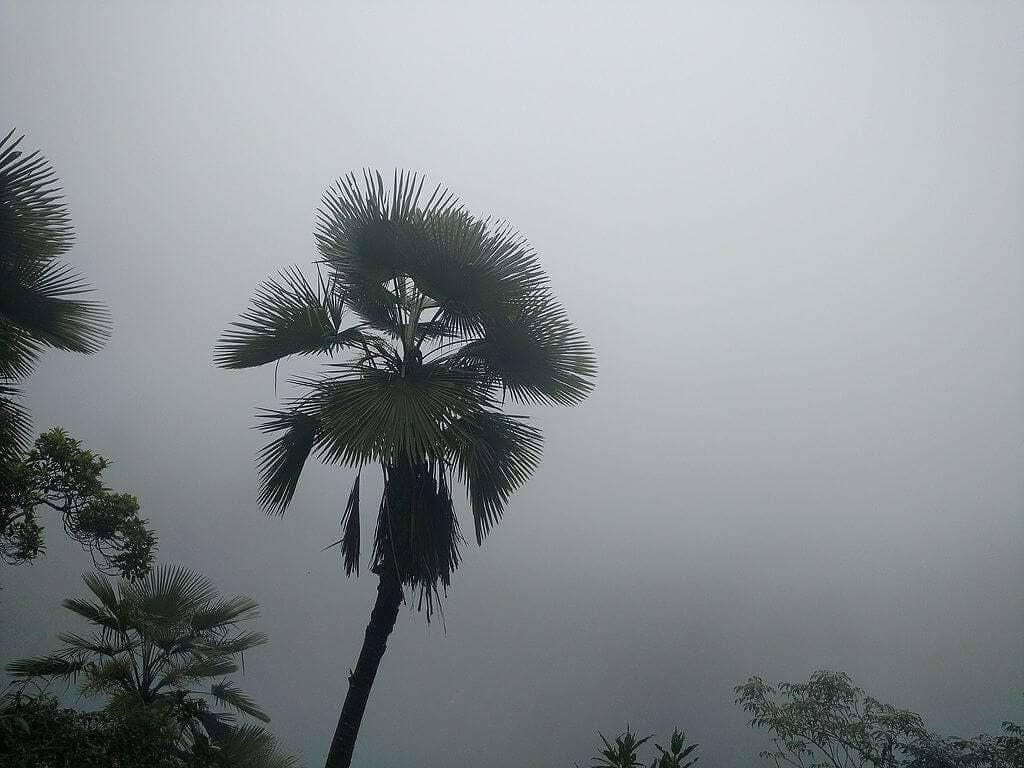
2, 2, 1022, 766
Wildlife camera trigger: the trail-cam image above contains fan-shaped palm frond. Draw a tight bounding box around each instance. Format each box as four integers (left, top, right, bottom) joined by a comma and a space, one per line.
444, 411, 544, 543
191, 595, 261, 631
121, 563, 219, 620
215, 266, 367, 369
0, 130, 110, 380
457, 291, 596, 406
0, 259, 110, 359
0, 129, 73, 265
211, 722, 301, 768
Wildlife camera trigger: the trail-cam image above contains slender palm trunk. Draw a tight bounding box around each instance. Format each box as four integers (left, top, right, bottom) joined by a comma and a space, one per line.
324, 565, 404, 768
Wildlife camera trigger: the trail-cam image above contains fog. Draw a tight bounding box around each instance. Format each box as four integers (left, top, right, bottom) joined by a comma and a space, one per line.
2, 2, 1022, 766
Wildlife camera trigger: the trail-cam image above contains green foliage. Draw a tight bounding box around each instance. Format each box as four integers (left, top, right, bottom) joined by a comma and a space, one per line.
0, 129, 110, 459
216, 169, 595, 613
0, 427, 156, 578
4, 566, 297, 766
735, 670, 1024, 768
0, 691, 183, 768
0, 691, 298, 768
582, 725, 701, 768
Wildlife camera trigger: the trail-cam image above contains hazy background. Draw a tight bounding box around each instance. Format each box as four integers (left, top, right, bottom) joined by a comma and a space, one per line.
2, 2, 1022, 766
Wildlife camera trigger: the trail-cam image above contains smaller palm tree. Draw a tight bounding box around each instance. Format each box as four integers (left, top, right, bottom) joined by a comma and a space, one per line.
6, 565, 296, 767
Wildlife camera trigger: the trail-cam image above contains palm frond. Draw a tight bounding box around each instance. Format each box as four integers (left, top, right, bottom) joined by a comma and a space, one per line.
0, 382, 31, 465
405, 210, 548, 335
5, 655, 86, 680
55, 631, 122, 657
79, 657, 135, 697
215, 266, 367, 369
210, 723, 302, 768
444, 411, 544, 543
191, 595, 261, 631
325, 473, 361, 575
298, 358, 491, 469
193, 631, 269, 657
210, 680, 271, 723
0, 259, 110, 358
82, 571, 119, 614
0, 129, 73, 266
123, 564, 218, 620
457, 292, 596, 406
254, 409, 319, 515
62, 597, 122, 631
156, 656, 239, 690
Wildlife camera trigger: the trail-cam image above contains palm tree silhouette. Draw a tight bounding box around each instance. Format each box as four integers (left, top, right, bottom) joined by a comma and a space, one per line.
216, 170, 595, 767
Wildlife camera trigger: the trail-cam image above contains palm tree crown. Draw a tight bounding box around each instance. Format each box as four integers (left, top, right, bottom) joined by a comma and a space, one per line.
216, 170, 596, 609
6, 566, 293, 766
0, 129, 110, 464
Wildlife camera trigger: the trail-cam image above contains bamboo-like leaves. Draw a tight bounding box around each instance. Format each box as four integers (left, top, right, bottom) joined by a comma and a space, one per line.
444, 411, 544, 543
215, 266, 366, 369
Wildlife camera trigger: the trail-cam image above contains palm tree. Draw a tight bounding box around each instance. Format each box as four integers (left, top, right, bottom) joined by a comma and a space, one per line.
215, 170, 596, 767
0, 128, 109, 467
6, 565, 296, 767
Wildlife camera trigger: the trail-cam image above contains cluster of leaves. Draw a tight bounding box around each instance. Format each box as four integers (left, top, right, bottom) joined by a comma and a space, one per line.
0, 129, 109, 466
216, 170, 595, 614
0, 427, 156, 578
902, 718, 1024, 768
5, 566, 297, 767
583, 725, 701, 768
0, 691, 295, 768
735, 670, 1024, 768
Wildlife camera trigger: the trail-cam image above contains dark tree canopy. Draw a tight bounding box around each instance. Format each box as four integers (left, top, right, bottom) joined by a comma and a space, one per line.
0, 427, 156, 578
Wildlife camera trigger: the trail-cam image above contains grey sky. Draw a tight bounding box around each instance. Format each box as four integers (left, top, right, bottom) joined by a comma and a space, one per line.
2, 2, 1022, 766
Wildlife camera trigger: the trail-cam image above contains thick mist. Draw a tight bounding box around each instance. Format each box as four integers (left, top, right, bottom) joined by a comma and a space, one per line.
2, 3, 1021, 767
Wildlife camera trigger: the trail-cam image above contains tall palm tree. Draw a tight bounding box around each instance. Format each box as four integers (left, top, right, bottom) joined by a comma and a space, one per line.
0, 128, 109, 466
6, 565, 296, 767
215, 170, 596, 767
